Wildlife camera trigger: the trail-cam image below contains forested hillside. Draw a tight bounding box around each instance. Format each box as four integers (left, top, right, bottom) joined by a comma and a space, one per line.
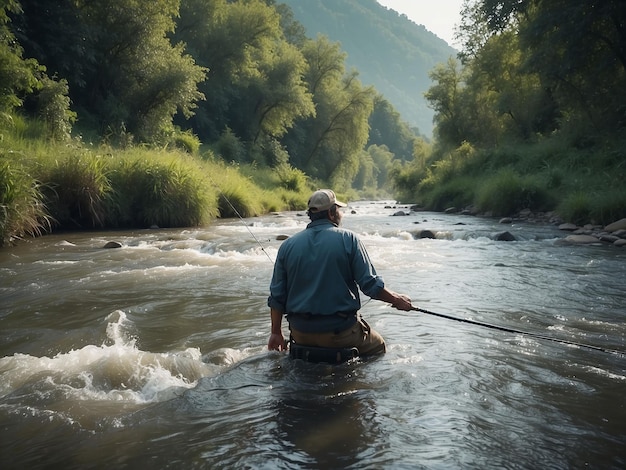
280, 0, 457, 136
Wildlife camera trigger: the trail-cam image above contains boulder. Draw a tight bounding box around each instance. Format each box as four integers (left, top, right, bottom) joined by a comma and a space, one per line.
413, 229, 436, 239
559, 223, 578, 231
614, 239, 626, 247
444, 207, 457, 214
276, 235, 289, 241
605, 218, 626, 232
103, 241, 122, 249
392, 211, 408, 216
599, 234, 619, 243
495, 231, 516, 241
564, 234, 600, 245
499, 217, 513, 224
613, 229, 626, 238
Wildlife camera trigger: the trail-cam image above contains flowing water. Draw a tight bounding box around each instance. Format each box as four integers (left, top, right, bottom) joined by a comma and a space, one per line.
1, 201, 625, 469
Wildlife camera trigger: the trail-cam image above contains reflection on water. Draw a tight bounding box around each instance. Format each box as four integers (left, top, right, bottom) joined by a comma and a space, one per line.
1, 202, 626, 469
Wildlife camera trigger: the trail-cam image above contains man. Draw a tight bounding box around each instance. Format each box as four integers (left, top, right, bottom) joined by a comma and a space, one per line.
267, 189, 414, 357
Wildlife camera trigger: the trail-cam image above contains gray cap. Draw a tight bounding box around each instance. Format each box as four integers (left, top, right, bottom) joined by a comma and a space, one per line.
307, 189, 347, 212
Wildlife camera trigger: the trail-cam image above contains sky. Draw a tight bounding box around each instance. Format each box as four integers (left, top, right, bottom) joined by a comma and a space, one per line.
376, 0, 465, 47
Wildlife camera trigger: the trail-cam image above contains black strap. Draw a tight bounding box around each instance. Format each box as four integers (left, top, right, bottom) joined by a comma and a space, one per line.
289, 341, 359, 364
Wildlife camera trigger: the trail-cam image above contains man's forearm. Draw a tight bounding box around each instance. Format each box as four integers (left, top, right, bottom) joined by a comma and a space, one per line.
270, 308, 283, 334
376, 287, 412, 310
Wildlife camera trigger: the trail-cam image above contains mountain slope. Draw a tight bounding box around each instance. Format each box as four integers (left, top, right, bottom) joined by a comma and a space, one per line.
279, 0, 457, 136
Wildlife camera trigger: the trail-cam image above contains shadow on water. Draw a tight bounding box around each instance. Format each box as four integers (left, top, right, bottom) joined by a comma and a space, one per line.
172, 353, 388, 469
269, 356, 385, 469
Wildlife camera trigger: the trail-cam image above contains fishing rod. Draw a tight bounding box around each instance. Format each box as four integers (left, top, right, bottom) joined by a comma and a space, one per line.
411, 306, 625, 356
209, 176, 274, 264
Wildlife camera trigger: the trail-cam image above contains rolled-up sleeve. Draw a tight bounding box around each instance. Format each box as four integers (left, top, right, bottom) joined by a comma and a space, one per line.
350, 236, 384, 298
268, 249, 287, 312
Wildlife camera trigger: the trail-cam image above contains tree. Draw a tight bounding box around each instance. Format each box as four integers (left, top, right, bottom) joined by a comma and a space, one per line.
368, 95, 417, 163
477, 0, 626, 132
227, 38, 314, 145
425, 57, 466, 147
175, 0, 314, 151
13, 0, 206, 142
280, 35, 375, 184
0, 0, 42, 117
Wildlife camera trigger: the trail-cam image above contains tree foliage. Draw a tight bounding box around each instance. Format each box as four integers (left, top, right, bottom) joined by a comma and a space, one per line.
395, 0, 626, 222
0, 0, 41, 115
282, 36, 375, 184
12, 0, 206, 142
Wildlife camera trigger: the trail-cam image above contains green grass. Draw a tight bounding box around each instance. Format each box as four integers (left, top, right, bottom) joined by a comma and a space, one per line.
395, 132, 626, 225
0, 155, 52, 245
107, 150, 217, 227
0, 116, 315, 245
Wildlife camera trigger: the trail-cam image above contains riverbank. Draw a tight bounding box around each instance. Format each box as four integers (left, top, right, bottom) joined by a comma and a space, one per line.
400, 204, 626, 247
0, 137, 312, 247
498, 210, 626, 247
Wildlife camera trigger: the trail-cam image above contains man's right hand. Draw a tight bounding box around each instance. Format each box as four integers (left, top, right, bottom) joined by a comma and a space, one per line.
268, 332, 286, 351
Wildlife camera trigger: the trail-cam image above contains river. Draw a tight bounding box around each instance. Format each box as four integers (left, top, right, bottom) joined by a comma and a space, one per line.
1, 201, 625, 469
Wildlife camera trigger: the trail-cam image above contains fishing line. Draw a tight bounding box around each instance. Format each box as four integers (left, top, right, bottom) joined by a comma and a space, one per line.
411, 306, 625, 356
209, 176, 274, 264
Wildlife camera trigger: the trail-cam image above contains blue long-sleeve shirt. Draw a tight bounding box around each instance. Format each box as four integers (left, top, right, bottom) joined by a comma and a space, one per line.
268, 219, 384, 331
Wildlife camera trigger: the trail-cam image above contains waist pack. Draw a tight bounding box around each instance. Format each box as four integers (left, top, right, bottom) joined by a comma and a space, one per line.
289, 342, 359, 364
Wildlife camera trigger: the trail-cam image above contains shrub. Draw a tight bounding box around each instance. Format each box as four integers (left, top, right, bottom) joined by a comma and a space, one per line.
475, 168, 551, 216
593, 188, 626, 225
36, 76, 76, 142
423, 177, 474, 211
557, 192, 593, 225
215, 127, 245, 162
213, 175, 263, 219
274, 163, 307, 192
167, 128, 201, 154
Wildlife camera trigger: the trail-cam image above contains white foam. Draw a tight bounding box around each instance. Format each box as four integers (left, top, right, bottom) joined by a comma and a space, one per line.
0, 311, 219, 404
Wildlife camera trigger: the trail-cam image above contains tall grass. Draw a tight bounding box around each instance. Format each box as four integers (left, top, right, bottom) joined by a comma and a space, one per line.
0, 155, 52, 246
108, 151, 216, 227
38, 152, 112, 228
0, 115, 316, 245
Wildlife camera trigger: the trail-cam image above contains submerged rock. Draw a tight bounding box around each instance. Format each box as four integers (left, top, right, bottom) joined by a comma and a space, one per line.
412, 229, 436, 239
495, 231, 516, 241
103, 241, 122, 249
